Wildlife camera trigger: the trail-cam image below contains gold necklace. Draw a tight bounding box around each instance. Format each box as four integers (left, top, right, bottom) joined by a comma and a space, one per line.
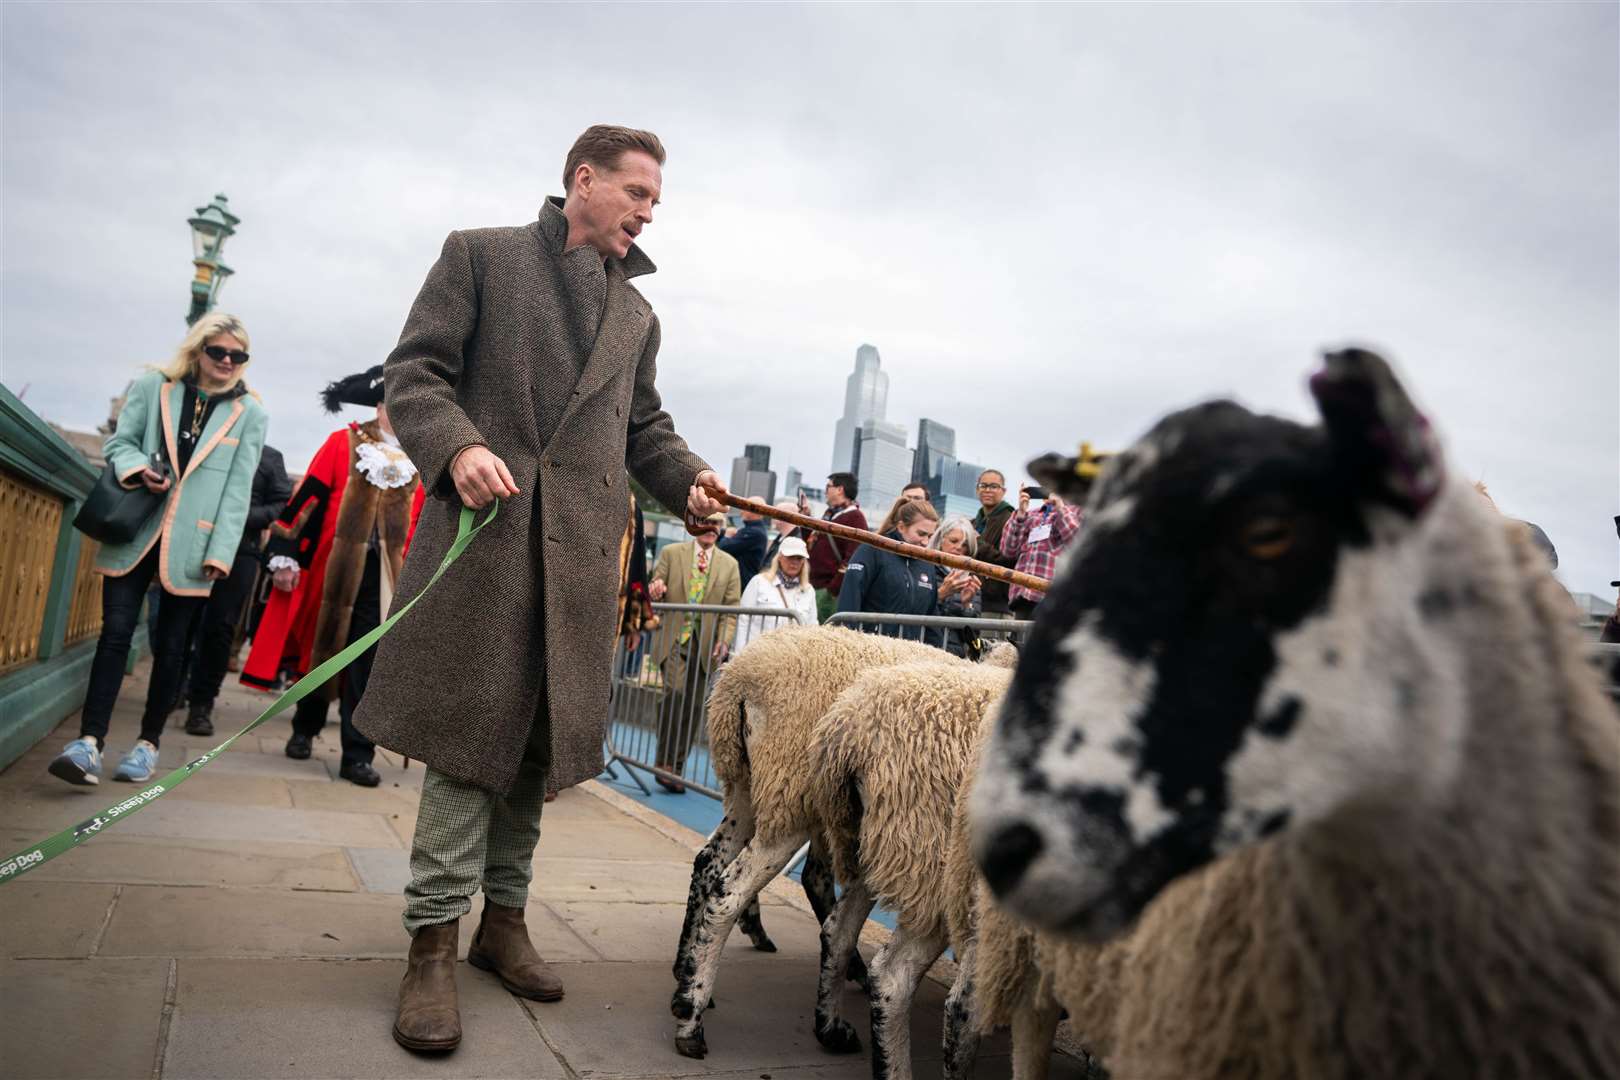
189, 392, 209, 441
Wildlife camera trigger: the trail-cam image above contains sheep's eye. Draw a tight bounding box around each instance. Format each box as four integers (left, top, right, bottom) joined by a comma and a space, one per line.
1242, 516, 1295, 560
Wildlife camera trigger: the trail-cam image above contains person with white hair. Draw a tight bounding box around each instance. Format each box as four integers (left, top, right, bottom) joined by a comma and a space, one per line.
733, 535, 818, 652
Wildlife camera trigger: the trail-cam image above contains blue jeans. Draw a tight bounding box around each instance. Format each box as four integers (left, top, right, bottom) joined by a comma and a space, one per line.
80, 548, 206, 749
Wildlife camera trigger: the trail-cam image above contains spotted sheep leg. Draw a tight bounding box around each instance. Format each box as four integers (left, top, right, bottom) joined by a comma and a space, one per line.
801, 836, 872, 991
866, 926, 948, 1080
940, 936, 982, 1080
671, 831, 807, 1058
812, 878, 876, 1053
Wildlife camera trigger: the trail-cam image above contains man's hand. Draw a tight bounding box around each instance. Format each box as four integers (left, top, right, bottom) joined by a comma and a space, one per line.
711, 640, 730, 664
648, 578, 668, 601
272, 567, 299, 592
687, 470, 726, 520
1017, 487, 1031, 516
139, 467, 172, 495
451, 445, 519, 510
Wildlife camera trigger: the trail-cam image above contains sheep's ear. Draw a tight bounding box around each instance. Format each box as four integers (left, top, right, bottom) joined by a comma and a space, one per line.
1028, 443, 1113, 502
1309, 348, 1444, 517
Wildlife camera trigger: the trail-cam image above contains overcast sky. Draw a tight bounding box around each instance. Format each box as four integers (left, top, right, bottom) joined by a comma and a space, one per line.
3, 3, 1615, 598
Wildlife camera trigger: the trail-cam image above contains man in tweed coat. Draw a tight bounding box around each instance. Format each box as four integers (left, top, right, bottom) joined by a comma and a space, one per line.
354, 126, 726, 1054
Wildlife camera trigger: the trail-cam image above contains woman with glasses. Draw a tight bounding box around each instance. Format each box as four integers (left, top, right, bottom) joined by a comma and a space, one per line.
49, 312, 269, 787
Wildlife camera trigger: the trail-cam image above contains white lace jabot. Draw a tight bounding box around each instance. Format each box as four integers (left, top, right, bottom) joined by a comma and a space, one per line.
355, 439, 417, 490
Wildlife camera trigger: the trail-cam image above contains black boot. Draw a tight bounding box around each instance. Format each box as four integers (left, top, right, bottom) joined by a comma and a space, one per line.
184, 701, 214, 738
340, 761, 381, 787
285, 733, 313, 760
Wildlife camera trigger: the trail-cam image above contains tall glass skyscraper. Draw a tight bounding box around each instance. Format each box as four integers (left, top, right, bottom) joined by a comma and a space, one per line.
831, 344, 888, 475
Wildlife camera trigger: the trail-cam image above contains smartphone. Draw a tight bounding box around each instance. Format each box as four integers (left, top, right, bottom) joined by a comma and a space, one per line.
148, 452, 171, 482
1023, 485, 1048, 501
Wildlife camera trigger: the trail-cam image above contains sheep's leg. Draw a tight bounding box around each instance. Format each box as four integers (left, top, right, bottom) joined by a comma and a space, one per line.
1009, 985, 1062, 1080
674, 792, 758, 982
802, 836, 872, 992
813, 879, 876, 1054
867, 926, 948, 1080
941, 936, 981, 1080
736, 897, 774, 952
671, 832, 804, 1059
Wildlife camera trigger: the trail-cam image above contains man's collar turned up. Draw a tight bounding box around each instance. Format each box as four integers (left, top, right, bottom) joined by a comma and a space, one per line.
539, 196, 656, 279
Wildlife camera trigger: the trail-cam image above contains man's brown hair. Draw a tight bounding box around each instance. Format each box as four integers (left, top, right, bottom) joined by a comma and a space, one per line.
563, 125, 666, 192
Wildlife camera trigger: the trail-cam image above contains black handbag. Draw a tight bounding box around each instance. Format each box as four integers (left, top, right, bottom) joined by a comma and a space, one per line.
74, 455, 166, 545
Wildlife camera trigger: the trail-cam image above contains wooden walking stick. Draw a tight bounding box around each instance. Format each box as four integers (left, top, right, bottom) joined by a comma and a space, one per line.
696, 483, 1053, 595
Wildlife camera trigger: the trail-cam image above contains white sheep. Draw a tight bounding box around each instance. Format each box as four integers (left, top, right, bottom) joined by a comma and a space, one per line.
968, 348, 1620, 1079
809, 656, 1018, 1080
670, 624, 984, 1059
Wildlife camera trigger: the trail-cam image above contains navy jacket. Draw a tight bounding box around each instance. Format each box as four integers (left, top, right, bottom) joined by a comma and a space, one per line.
835, 533, 939, 637
719, 518, 770, 585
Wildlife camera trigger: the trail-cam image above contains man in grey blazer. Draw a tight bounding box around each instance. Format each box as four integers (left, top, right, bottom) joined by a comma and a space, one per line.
356, 125, 726, 1053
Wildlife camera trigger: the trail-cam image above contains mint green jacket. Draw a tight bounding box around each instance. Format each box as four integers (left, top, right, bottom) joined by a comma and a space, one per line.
95, 370, 270, 596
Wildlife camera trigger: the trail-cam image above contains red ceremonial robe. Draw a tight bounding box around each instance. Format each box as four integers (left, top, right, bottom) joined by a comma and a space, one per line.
241, 426, 426, 692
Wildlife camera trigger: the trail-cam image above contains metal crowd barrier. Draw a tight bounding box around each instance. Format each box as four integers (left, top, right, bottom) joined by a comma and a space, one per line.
824, 611, 1036, 653
604, 602, 808, 799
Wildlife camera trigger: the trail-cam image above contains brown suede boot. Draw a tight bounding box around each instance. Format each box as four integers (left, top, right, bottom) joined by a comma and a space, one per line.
393, 921, 461, 1053
467, 898, 564, 1001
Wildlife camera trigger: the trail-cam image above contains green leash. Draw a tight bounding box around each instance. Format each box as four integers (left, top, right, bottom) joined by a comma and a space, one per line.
0, 502, 498, 886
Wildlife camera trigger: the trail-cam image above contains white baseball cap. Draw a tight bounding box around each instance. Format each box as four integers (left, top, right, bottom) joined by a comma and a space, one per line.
778, 537, 810, 559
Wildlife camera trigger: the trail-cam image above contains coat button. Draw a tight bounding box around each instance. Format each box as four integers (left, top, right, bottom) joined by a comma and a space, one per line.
615, 404, 623, 417
603, 473, 612, 487
600, 543, 610, 556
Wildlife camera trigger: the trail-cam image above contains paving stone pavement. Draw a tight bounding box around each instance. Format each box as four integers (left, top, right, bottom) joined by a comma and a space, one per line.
2, 657, 1094, 1079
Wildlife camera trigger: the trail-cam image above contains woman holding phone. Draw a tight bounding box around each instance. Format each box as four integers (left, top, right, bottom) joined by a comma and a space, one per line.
929, 514, 984, 657
49, 312, 269, 787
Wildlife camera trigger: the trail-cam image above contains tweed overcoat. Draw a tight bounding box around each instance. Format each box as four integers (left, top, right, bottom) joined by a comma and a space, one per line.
354, 199, 710, 793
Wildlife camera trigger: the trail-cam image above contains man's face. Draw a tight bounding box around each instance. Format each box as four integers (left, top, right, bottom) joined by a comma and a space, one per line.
695, 528, 720, 550
902, 486, 928, 503
826, 482, 847, 507
570, 150, 662, 259
977, 472, 1006, 509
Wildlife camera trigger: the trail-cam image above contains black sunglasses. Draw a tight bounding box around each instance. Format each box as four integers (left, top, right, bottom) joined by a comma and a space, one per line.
203, 344, 250, 366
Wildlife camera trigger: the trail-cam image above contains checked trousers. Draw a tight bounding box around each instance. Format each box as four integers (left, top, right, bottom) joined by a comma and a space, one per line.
402, 711, 551, 935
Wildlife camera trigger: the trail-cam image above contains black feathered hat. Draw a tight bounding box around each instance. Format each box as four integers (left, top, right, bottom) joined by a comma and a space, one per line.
321, 365, 386, 412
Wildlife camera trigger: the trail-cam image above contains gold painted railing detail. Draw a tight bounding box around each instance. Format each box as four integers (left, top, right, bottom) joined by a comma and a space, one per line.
64, 536, 103, 647
0, 470, 66, 675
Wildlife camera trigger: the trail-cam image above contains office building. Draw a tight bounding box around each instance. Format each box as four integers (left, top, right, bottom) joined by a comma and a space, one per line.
729, 443, 776, 503
831, 344, 888, 475
855, 418, 913, 515
913, 419, 956, 486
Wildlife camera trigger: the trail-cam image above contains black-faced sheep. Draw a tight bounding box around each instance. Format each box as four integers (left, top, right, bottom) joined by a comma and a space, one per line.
671, 625, 984, 1059
969, 348, 1620, 1079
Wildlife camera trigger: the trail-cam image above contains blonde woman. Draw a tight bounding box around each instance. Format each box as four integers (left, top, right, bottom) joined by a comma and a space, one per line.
49, 313, 269, 787
733, 536, 818, 652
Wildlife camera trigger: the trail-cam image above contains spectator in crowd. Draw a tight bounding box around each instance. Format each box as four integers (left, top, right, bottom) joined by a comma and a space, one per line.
836, 499, 941, 638
734, 536, 817, 652
874, 482, 933, 536
50, 313, 269, 787
971, 469, 1018, 618
244, 369, 425, 787
180, 443, 292, 737
1000, 483, 1082, 618
808, 471, 867, 623
929, 514, 984, 658
719, 503, 769, 584
649, 511, 741, 792
763, 497, 801, 566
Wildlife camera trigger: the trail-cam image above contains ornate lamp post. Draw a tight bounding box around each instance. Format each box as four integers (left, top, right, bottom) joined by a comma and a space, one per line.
185, 193, 240, 326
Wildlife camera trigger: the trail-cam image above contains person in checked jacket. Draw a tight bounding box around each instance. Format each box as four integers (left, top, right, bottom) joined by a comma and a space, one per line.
999, 483, 1082, 618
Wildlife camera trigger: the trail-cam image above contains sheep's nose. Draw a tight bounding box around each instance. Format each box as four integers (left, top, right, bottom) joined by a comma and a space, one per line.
979, 822, 1043, 897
